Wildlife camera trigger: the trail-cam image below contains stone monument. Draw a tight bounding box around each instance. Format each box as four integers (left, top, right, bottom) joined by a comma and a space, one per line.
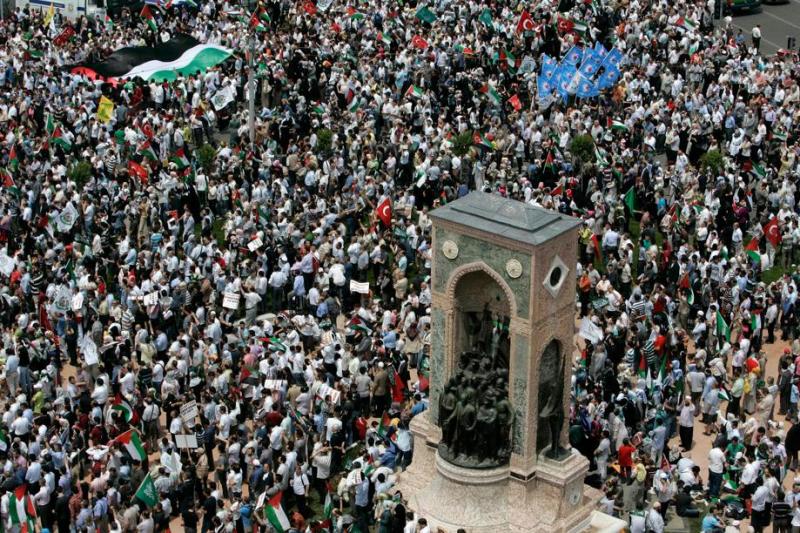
397, 192, 598, 532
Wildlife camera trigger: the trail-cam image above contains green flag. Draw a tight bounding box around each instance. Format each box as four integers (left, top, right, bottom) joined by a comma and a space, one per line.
716, 310, 730, 343
135, 473, 159, 507
415, 5, 436, 23
478, 8, 493, 27
624, 187, 636, 213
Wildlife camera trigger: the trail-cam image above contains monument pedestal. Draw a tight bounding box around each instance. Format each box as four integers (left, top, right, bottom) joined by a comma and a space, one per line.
399, 194, 599, 532
398, 417, 599, 533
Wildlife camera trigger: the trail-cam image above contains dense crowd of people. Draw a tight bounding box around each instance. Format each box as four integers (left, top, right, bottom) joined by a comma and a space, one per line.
0, 0, 798, 531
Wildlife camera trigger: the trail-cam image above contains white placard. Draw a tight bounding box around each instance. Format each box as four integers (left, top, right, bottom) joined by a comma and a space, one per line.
0, 254, 15, 277
223, 292, 240, 309
71, 293, 84, 312
349, 280, 370, 294
263, 379, 286, 391
174, 434, 198, 449
318, 384, 341, 404
180, 400, 198, 424
143, 292, 159, 306
248, 238, 263, 252
82, 336, 99, 366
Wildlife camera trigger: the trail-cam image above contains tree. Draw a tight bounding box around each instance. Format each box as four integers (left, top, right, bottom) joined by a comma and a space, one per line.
700, 150, 724, 176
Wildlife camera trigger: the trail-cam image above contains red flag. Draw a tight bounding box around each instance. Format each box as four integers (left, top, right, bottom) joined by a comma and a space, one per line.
744, 238, 759, 252
411, 35, 428, 49
590, 233, 602, 262
303, 1, 317, 15
127, 160, 149, 184
376, 197, 392, 227
507, 94, 522, 111
391, 370, 406, 403
679, 274, 690, 290
330, 21, 341, 32
516, 10, 534, 33
764, 216, 781, 248
557, 16, 574, 33
551, 184, 563, 197
140, 122, 154, 139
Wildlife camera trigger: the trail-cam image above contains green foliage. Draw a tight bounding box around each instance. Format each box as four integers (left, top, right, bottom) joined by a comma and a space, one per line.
451, 130, 474, 157
67, 161, 93, 190
316, 128, 333, 155
195, 144, 217, 174
569, 134, 595, 164
700, 150, 724, 175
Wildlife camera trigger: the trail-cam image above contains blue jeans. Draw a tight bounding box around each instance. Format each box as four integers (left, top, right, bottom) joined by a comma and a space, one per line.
708, 470, 723, 498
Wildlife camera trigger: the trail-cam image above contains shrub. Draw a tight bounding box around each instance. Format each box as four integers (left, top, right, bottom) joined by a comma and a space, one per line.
700, 150, 724, 176
569, 134, 595, 164
196, 143, 217, 174
67, 161, 93, 190
451, 130, 474, 157
316, 128, 333, 155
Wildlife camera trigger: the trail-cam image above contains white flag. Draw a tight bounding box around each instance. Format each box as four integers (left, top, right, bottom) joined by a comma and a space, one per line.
56, 202, 79, 233
578, 317, 604, 344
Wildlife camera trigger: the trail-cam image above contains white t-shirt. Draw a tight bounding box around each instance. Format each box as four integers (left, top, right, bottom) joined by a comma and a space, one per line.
708, 447, 726, 474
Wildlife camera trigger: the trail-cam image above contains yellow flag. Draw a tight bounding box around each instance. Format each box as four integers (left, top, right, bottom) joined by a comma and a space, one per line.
97, 96, 114, 124
43, 2, 55, 27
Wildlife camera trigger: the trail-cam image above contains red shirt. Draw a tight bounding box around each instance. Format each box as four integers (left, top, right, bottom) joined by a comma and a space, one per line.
618, 444, 636, 467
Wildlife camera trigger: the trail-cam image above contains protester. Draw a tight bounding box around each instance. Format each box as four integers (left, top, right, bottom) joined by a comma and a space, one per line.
0, 0, 798, 530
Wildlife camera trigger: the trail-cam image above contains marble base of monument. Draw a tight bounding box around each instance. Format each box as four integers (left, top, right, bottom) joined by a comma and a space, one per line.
397, 417, 600, 532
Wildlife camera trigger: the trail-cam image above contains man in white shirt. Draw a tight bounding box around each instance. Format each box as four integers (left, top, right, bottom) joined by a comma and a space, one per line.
707, 444, 726, 498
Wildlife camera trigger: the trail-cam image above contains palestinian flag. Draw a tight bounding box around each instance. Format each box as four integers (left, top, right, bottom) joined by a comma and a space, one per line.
610, 119, 629, 132
115, 429, 147, 461
170, 147, 190, 169
544, 150, 556, 173
377, 32, 391, 45
141, 5, 158, 31
0, 429, 7, 452
105, 14, 115, 31
8, 145, 18, 172
772, 131, 788, 142
716, 311, 730, 343
347, 7, 364, 20
473, 132, 495, 150
250, 10, 267, 31
557, 16, 588, 35
348, 99, 362, 113
9, 485, 36, 526
745, 238, 760, 263
480, 84, 502, 106
111, 394, 134, 422
71, 34, 232, 82
265, 492, 291, 532
405, 85, 424, 99
718, 389, 731, 402
138, 140, 158, 161
323, 487, 334, 519
674, 16, 697, 33
52, 127, 72, 151
268, 337, 288, 353
751, 163, 766, 179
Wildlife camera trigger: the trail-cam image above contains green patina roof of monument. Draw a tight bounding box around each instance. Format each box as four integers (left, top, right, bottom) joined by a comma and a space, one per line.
430, 191, 581, 246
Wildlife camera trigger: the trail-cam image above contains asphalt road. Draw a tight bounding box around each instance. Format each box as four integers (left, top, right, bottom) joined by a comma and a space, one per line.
730, 0, 800, 54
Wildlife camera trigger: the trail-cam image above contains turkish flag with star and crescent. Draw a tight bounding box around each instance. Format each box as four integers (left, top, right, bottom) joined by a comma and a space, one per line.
517, 10, 535, 33
376, 197, 392, 227
764, 216, 782, 248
